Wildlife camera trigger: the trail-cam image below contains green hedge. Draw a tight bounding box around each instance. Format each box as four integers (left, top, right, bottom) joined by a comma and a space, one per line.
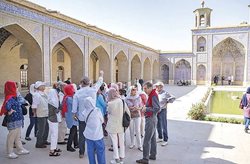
204, 116, 243, 124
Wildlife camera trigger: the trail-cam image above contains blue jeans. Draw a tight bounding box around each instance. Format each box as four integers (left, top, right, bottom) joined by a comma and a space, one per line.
86, 138, 106, 164
25, 117, 37, 137
79, 121, 86, 155
244, 117, 250, 129
157, 108, 168, 142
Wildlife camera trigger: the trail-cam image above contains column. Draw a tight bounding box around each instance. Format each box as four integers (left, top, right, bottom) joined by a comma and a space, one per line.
140, 54, 144, 80
43, 25, 51, 84
127, 50, 132, 87
84, 36, 89, 77
110, 44, 114, 83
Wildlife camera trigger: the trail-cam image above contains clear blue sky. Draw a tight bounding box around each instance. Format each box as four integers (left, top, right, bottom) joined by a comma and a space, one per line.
29, 0, 249, 51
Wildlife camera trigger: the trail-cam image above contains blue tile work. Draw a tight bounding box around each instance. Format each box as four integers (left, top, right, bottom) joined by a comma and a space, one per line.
0, 1, 156, 54
192, 26, 250, 35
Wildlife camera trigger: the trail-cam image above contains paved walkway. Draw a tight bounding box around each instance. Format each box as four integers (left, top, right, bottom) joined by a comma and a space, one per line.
0, 85, 249, 164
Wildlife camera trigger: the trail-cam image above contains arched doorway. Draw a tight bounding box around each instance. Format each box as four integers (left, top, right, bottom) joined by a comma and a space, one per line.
174, 59, 191, 84
197, 64, 206, 85
143, 58, 151, 82
114, 51, 128, 83
153, 60, 159, 83
51, 37, 84, 84
131, 55, 141, 84
161, 64, 169, 84
90, 46, 110, 83
212, 37, 245, 85
0, 24, 42, 93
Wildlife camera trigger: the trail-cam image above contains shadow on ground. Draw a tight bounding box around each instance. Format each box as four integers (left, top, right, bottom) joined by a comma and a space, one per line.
0, 115, 242, 164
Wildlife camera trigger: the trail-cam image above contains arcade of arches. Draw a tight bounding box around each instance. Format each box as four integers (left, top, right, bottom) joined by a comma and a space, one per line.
0, 0, 160, 93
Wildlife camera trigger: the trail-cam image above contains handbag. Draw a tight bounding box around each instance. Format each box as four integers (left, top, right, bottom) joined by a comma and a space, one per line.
2, 114, 9, 127
21, 104, 28, 115
122, 99, 130, 129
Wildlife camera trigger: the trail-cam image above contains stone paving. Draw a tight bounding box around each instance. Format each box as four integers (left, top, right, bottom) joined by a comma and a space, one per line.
0, 85, 249, 164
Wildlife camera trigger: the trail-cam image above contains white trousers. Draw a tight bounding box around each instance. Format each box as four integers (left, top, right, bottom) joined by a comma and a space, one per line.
6, 128, 23, 154
48, 120, 58, 150
110, 133, 125, 159
129, 117, 142, 148
58, 118, 67, 142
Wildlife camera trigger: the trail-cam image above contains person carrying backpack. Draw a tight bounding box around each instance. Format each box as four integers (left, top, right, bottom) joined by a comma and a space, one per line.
241, 87, 250, 133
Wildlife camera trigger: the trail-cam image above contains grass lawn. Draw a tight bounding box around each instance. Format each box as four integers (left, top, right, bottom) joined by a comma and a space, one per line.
211, 91, 243, 115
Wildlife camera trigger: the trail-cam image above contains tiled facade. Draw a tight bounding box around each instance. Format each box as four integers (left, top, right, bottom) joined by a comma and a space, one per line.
0, 0, 160, 93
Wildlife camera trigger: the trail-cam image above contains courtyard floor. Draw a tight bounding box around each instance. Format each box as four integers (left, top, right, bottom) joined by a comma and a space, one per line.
0, 85, 249, 164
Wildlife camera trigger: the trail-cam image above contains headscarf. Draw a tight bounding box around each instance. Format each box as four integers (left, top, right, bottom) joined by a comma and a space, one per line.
108, 88, 120, 102
247, 87, 250, 94
62, 84, 75, 117
126, 86, 140, 99
242, 87, 250, 107
110, 83, 119, 91
0, 81, 17, 116
117, 82, 123, 90
136, 82, 148, 99
84, 97, 96, 112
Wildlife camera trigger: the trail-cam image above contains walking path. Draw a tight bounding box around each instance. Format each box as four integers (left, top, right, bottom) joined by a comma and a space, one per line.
0, 85, 249, 164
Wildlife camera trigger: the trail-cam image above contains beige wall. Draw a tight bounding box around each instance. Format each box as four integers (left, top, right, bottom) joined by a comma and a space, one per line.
51, 46, 71, 83
0, 35, 28, 92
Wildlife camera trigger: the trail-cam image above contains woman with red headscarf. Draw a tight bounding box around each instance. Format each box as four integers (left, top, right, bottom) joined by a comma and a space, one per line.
0, 81, 29, 159
63, 84, 79, 152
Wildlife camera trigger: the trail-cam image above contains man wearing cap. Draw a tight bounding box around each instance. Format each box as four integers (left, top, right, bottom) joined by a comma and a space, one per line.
72, 70, 104, 158
32, 81, 49, 148
136, 81, 160, 164
155, 81, 175, 146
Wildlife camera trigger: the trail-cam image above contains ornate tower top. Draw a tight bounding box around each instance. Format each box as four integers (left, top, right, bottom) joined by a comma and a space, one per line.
201, 1, 205, 8
194, 1, 212, 28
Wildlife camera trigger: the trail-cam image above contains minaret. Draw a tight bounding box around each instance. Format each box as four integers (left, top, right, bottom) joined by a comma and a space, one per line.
193, 1, 212, 28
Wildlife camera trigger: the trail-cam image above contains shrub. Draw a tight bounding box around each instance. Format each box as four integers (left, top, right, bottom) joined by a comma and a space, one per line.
188, 103, 206, 120
204, 116, 243, 124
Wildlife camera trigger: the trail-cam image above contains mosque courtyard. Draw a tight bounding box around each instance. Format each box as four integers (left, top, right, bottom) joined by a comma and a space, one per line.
0, 85, 249, 164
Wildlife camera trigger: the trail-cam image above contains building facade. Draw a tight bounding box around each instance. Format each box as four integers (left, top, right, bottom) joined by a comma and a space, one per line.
0, 0, 160, 93
160, 2, 250, 86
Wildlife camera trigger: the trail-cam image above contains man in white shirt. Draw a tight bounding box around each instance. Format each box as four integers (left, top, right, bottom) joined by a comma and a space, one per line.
32, 81, 49, 148
72, 70, 104, 158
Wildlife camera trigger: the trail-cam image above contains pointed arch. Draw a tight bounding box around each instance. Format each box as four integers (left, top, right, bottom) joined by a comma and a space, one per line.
0, 24, 42, 92
153, 60, 159, 83
51, 37, 84, 83
161, 64, 169, 84
174, 59, 191, 84
197, 36, 206, 52
197, 64, 206, 85
131, 54, 141, 83
143, 57, 151, 82
90, 45, 110, 83
212, 37, 245, 85
114, 51, 128, 83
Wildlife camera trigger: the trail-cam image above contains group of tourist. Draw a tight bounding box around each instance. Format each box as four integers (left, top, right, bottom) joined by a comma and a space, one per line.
213, 75, 234, 85
0, 70, 176, 164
